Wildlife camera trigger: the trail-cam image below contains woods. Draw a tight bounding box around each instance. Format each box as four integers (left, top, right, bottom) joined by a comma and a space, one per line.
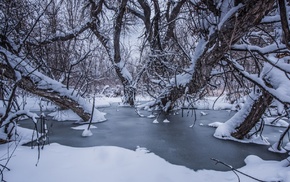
1, 0, 290, 144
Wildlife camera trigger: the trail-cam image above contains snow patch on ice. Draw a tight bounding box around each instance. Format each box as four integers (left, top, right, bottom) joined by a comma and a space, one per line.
163, 119, 170, 123
208, 122, 223, 128
48, 110, 81, 121
215, 134, 270, 146
71, 125, 97, 130
147, 114, 155, 118
82, 129, 93, 137
153, 119, 159, 124
268, 142, 287, 153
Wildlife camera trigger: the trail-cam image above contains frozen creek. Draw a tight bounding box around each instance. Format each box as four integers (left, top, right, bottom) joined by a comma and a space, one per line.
19, 104, 288, 171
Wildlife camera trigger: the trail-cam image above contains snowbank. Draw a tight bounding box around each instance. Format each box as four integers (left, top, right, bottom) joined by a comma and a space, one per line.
48, 109, 106, 123
213, 92, 270, 145
1, 142, 289, 182
185, 96, 234, 110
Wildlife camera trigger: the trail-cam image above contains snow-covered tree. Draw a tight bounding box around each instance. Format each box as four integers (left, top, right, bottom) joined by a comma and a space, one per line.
126, 0, 189, 105
0, 0, 106, 140
84, 0, 138, 105
2, 0, 289, 145
215, 0, 290, 141
134, 0, 275, 112
131, 0, 290, 143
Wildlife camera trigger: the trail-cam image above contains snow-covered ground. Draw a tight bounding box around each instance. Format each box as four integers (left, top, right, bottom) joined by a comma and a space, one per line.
1, 138, 290, 182
1, 96, 290, 181
1, 137, 289, 182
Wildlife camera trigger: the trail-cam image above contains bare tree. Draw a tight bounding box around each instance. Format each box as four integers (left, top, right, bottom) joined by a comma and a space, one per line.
0, 0, 106, 126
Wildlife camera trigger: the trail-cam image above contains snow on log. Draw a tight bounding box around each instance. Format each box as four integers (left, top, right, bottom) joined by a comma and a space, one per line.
0, 47, 106, 122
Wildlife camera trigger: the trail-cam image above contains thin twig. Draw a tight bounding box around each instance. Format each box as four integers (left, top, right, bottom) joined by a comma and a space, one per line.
1, 137, 22, 182
211, 158, 267, 182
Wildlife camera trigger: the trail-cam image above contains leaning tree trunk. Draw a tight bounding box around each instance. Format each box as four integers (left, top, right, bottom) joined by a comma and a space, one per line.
1, 57, 92, 122
231, 90, 273, 139
18, 77, 92, 122
159, 0, 275, 111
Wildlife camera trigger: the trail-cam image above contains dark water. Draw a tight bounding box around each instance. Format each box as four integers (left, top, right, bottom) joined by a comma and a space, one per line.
19, 105, 289, 171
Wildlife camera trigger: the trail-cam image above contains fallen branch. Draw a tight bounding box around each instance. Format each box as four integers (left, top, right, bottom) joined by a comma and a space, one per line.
211, 158, 268, 182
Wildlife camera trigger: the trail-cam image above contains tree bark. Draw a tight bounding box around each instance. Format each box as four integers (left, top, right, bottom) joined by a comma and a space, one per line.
164, 0, 187, 42
231, 90, 273, 139
123, 85, 136, 106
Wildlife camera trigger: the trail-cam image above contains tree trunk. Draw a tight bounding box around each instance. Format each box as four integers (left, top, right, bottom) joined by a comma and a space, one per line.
113, 65, 135, 106
123, 85, 136, 106
231, 90, 273, 139
159, 0, 275, 111
19, 77, 92, 121
1, 61, 92, 122
89, 0, 135, 106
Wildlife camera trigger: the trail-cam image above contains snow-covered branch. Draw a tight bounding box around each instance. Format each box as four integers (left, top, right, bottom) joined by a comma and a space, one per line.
29, 21, 91, 45
229, 58, 290, 104
217, 3, 244, 30
231, 43, 287, 54
1, 110, 39, 127
0, 47, 106, 122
